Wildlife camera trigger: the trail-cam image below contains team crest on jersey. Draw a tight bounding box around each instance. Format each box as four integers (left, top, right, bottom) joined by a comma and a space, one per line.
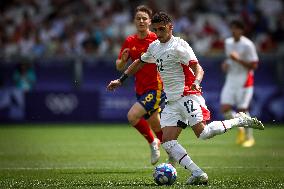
132, 46, 136, 51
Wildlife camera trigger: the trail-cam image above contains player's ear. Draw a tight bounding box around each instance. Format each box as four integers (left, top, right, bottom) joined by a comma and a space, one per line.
169, 23, 173, 30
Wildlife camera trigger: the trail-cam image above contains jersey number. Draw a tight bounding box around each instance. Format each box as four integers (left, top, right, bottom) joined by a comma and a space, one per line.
184, 99, 197, 113
156, 59, 164, 72
142, 94, 154, 105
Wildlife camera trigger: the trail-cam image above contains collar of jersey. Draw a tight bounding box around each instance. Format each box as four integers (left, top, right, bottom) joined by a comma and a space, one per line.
161, 35, 174, 45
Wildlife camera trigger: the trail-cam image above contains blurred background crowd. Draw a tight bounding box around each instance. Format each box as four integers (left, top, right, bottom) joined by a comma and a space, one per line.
0, 0, 283, 123
0, 0, 283, 59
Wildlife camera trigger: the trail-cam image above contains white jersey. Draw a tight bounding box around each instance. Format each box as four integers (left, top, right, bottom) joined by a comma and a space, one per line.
224, 36, 258, 88
141, 36, 199, 101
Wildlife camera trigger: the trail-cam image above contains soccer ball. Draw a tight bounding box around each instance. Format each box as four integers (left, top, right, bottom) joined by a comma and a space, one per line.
153, 163, 177, 185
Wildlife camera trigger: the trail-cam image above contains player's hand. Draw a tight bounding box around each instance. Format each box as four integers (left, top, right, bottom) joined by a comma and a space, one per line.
107, 79, 122, 91
121, 48, 130, 62
230, 51, 240, 62
191, 83, 202, 93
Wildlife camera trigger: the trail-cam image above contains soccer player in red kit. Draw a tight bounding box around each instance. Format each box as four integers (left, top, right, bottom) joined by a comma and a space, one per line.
115, 5, 165, 165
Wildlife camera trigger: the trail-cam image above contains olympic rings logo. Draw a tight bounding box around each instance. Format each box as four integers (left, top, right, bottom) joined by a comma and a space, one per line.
45, 93, 78, 114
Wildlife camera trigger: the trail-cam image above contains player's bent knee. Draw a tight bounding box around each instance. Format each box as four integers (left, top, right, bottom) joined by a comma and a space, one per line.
161, 140, 178, 152
162, 136, 172, 143
127, 112, 139, 125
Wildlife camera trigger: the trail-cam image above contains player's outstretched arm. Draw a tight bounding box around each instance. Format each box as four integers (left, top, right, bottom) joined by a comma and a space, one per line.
125, 59, 144, 76
107, 59, 144, 91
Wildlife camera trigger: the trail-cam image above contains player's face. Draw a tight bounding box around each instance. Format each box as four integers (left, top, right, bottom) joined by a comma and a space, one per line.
231, 25, 243, 40
134, 11, 151, 32
152, 22, 173, 43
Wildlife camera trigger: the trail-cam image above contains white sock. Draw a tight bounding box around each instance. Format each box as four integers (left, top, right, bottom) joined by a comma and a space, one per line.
162, 140, 203, 176
199, 121, 226, 139
199, 117, 246, 140
222, 117, 244, 129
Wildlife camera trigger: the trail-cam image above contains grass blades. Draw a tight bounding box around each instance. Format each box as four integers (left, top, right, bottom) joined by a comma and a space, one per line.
0, 124, 283, 188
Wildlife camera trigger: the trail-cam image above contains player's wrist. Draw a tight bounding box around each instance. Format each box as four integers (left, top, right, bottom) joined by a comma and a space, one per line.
119, 73, 128, 84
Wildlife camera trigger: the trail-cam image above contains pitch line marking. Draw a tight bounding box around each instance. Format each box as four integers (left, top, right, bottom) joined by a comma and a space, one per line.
0, 166, 283, 170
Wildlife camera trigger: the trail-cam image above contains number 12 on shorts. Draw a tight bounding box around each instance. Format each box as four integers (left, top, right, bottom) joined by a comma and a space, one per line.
184, 99, 197, 113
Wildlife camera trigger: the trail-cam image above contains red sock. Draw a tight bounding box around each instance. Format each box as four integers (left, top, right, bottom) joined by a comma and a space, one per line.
154, 130, 163, 142
133, 118, 155, 144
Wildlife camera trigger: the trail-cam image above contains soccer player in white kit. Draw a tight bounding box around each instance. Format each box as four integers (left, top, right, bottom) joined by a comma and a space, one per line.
220, 20, 259, 147
107, 12, 264, 185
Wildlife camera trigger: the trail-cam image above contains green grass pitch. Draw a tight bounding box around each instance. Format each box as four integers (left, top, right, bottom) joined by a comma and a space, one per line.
0, 124, 283, 189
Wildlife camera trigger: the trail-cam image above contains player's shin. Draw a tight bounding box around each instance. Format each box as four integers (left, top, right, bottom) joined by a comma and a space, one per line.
154, 130, 163, 142
198, 114, 258, 140
243, 111, 254, 140
162, 140, 204, 176
199, 121, 227, 139
245, 128, 253, 139
133, 118, 155, 143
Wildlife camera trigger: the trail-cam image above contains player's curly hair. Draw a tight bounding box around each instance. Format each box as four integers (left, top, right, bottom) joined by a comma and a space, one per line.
136, 5, 152, 18
152, 12, 172, 24
230, 20, 245, 30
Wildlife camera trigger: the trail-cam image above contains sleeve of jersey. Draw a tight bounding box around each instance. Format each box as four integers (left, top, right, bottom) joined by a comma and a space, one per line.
224, 39, 230, 57
247, 43, 259, 63
177, 40, 198, 65
140, 47, 156, 64
224, 40, 230, 64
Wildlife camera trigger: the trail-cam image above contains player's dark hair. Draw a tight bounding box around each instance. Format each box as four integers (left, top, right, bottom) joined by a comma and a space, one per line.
152, 12, 172, 24
230, 20, 245, 30
136, 5, 152, 18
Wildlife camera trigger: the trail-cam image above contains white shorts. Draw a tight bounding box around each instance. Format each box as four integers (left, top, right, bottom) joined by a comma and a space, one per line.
160, 95, 211, 128
220, 84, 253, 109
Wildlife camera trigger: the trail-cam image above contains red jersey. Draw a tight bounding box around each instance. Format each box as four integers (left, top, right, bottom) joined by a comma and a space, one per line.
118, 32, 163, 95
